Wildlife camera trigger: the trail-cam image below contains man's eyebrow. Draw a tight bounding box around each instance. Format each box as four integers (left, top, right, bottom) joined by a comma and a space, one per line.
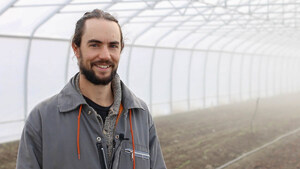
87, 40, 120, 44
87, 39, 102, 43
110, 41, 120, 44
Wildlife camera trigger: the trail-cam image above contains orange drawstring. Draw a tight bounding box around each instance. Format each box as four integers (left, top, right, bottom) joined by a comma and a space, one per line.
115, 104, 123, 128
129, 109, 135, 169
77, 105, 83, 160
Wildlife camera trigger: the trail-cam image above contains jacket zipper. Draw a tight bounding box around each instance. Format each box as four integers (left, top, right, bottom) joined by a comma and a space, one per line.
125, 148, 150, 160
96, 139, 108, 169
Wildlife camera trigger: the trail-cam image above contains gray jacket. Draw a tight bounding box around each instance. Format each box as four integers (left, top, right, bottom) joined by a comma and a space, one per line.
16, 73, 166, 169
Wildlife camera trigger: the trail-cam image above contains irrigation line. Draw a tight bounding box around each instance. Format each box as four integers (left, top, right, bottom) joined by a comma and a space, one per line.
216, 126, 300, 169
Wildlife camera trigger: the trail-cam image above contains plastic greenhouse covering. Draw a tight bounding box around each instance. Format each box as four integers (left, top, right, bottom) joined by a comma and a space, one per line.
1, 0, 300, 143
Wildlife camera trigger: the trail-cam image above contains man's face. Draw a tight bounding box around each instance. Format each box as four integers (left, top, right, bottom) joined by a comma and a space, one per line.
74, 18, 121, 85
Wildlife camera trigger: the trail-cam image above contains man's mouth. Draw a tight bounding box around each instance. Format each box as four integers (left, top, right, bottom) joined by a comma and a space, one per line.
95, 65, 110, 69
92, 60, 113, 69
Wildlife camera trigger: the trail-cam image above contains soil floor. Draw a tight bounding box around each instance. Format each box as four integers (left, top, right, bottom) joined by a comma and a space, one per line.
1, 92, 300, 169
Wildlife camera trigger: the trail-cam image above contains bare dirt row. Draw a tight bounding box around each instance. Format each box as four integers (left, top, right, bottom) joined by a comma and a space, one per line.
155, 93, 300, 169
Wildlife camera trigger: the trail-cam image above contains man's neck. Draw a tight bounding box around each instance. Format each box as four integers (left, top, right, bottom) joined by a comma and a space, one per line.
79, 74, 114, 107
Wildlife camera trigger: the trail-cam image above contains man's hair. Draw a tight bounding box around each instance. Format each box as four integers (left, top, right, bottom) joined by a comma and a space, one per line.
72, 9, 124, 51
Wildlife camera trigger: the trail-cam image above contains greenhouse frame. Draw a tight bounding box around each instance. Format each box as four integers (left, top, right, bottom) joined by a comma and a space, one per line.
1, 0, 300, 144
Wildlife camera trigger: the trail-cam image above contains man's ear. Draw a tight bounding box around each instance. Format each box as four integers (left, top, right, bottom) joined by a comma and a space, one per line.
72, 43, 80, 58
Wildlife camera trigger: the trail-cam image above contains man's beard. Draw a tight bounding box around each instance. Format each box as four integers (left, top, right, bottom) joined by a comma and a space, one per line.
78, 53, 117, 85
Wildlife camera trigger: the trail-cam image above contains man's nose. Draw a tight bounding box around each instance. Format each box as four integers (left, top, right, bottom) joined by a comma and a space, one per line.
98, 46, 110, 59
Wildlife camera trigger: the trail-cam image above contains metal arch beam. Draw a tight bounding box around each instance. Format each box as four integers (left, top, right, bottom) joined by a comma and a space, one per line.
197, 0, 250, 107
148, 5, 212, 113
141, 0, 157, 8
1, 33, 271, 55
251, 34, 279, 56
244, 41, 265, 98
170, 6, 223, 112
24, 0, 73, 120
167, 6, 223, 111
233, 24, 290, 98
199, 28, 253, 106
147, 0, 233, 112
190, 18, 247, 106
277, 54, 286, 94
266, 40, 296, 93
256, 35, 290, 96
13, 0, 151, 8
188, 0, 278, 106
278, 53, 290, 93
63, 2, 116, 85
217, 27, 267, 100
0, 0, 18, 16
201, 1, 282, 31
152, 0, 248, 111
296, 58, 300, 91
253, 37, 287, 97
212, 27, 241, 105
258, 39, 300, 94
177, 0, 227, 109
227, 22, 272, 99
64, 45, 72, 84
119, 1, 159, 26
24, 2, 300, 9
271, 55, 282, 95
287, 55, 296, 92
294, 55, 300, 91
192, 26, 234, 107
125, 1, 193, 86
280, 51, 294, 93
285, 54, 295, 92
291, 57, 299, 92
118, 11, 300, 19
258, 34, 294, 60
229, 33, 263, 101
237, 34, 261, 101
129, 17, 300, 25
61, 6, 214, 13
240, 34, 276, 98
215, 28, 253, 104
213, 11, 257, 104
256, 36, 288, 95
128, 0, 192, 44
194, 24, 231, 107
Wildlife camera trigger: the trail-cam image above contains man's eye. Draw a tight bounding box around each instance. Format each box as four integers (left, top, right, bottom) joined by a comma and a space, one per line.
111, 44, 119, 48
90, 44, 98, 47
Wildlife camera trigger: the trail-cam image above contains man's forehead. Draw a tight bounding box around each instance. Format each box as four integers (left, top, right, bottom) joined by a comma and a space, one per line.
83, 18, 120, 38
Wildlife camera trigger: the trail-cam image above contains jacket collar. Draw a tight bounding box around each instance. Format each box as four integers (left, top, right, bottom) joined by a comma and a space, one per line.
58, 73, 146, 113
58, 73, 86, 113
121, 81, 146, 111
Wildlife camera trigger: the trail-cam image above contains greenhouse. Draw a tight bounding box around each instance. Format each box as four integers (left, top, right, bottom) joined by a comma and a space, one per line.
1, 0, 300, 168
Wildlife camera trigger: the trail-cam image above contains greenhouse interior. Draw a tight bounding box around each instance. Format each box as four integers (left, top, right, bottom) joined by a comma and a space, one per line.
1, 0, 300, 168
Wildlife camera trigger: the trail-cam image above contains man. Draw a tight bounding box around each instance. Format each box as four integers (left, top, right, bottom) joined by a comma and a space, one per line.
17, 9, 166, 169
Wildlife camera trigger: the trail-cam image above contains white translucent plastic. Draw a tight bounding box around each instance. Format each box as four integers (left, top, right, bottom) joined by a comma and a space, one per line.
0, 38, 28, 122
27, 40, 69, 113
1, 0, 300, 143
0, 7, 57, 36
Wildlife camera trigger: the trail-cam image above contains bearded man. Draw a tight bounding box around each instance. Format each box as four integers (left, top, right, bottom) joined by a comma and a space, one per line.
16, 9, 166, 169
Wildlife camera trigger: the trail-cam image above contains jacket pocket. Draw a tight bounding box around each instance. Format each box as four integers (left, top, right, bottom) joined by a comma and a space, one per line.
125, 148, 150, 160
118, 145, 150, 169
